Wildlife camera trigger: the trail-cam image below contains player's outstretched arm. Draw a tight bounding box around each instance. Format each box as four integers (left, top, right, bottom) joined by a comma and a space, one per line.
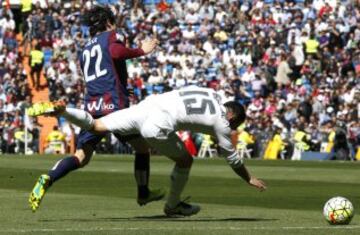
223, 150, 267, 191
140, 37, 159, 55
232, 165, 267, 191
109, 37, 158, 60
249, 176, 267, 191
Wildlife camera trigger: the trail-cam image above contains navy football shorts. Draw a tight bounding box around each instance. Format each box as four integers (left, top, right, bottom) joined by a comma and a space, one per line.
76, 129, 140, 149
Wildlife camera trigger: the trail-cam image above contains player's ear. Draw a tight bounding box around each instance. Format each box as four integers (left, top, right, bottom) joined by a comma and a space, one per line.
225, 109, 237, 130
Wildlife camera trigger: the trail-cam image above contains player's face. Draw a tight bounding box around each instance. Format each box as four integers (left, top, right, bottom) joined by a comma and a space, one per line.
225, 109, 235, 124
225, 108, 241, 130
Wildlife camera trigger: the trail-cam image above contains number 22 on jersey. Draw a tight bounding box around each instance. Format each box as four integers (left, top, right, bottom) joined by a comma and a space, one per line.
82, 44, 108, 82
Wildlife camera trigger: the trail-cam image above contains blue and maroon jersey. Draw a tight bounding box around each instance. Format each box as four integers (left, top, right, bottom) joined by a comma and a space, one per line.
79, 30, 144, 117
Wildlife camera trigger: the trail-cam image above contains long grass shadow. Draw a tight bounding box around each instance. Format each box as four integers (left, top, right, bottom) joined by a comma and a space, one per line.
40, 215, 278, 222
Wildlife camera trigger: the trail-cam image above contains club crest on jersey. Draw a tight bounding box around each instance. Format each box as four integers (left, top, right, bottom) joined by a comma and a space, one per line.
87, 97, 114, 111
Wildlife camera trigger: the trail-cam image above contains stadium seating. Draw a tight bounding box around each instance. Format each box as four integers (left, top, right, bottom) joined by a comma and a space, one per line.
0, 0, 358, 158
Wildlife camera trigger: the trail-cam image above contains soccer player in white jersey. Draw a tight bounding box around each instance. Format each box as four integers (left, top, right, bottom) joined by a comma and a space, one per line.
27, 86, 267, 217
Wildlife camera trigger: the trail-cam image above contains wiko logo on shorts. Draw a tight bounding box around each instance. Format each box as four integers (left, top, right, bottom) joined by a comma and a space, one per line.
87, 97, 114, 111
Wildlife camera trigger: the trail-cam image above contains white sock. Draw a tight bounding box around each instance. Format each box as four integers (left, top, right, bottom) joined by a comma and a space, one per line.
62, 108, 94, 130
167, 166, 190, 208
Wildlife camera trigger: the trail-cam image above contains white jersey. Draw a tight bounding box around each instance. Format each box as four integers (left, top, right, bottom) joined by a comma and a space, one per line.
101, 87, 243, 168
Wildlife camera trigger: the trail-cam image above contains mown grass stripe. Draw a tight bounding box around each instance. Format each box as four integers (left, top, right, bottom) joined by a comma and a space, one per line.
1, 225, 360, 233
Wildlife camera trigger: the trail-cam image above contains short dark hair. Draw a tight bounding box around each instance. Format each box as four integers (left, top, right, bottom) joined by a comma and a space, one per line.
35, 43, 42, 50
223, 101, 246, 130
82, 5, 116, 37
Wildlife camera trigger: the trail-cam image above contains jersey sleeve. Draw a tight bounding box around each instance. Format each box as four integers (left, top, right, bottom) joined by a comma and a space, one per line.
215, 123, 244, 169
109, 31, 145, 60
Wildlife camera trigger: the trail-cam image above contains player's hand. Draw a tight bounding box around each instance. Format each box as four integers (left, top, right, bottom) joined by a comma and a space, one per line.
141, 38, 159, 54
249, 177, 267, 191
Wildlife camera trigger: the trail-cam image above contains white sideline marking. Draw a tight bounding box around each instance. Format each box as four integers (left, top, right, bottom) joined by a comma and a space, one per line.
1, 226, 360, 233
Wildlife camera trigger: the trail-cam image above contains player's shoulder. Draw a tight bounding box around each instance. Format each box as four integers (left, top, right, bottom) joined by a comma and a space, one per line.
179, 86, 215, 94
105, 29, 127, 44
115, 29, 127, 43
83, 32, 104, 48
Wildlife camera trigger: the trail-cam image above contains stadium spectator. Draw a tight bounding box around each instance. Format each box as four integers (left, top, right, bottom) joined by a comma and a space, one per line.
236, 127, 255, 158
275, 53, 292, 86
14, 123, 33, 154
0, 14, 16, 34
29, 118, 42, 153
44, 126, 66, 154
0, 7, 33, 153
29, 43, 44, 90
20, 0, 33, 34
0, 0, 358, 159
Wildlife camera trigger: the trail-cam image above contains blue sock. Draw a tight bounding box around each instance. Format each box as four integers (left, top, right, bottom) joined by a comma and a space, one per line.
134, 153, 150, 198
48, 156, 80, 185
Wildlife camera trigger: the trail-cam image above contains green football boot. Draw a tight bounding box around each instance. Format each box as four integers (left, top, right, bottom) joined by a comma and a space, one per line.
29, 174, 51, 212
26, 101, 65, 117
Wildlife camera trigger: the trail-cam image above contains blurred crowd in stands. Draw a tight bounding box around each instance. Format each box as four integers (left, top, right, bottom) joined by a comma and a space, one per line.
0, 0, 359, 159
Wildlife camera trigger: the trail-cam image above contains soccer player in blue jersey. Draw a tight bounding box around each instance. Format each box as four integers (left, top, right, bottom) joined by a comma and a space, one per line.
28, 5, 165, 212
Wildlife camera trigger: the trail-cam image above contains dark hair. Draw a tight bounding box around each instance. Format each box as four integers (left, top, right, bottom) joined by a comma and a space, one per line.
223, 101, 246, 130
35, 43, 42, 50
82, 5, 115, 37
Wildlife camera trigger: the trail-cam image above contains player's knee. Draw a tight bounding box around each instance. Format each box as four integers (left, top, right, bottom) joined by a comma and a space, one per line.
92, 120, 102, 132
74, 149, 92, 167
140, 126, 157, 139
79, 158, 91, 167
73, 154, 85, 167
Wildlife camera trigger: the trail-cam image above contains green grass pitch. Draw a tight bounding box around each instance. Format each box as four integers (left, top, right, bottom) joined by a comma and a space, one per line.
0, 154, 359, 235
